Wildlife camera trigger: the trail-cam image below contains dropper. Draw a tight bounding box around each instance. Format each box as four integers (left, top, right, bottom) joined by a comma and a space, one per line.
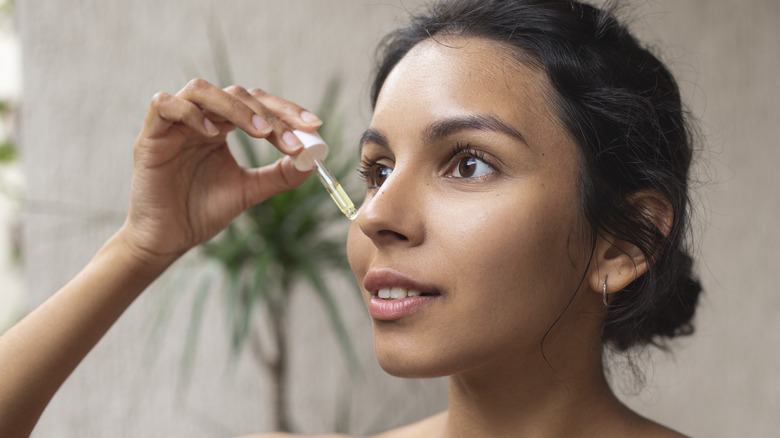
291, 130, 358, 220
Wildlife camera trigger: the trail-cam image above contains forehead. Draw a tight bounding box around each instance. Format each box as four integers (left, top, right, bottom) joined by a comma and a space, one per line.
372, 36, 566, 146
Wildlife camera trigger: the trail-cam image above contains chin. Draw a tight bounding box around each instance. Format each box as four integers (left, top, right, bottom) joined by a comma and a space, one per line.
375, 350, 449, 379
372, 331, 468, 379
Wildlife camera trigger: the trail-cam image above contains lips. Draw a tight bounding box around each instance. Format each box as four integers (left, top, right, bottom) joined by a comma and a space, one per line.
363, 268, 440, 321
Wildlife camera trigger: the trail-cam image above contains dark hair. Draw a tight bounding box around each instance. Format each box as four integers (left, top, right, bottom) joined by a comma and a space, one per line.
370, 0, 701, 351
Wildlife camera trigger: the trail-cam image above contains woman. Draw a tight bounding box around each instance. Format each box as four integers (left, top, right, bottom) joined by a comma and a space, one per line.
0, 0, 700, 436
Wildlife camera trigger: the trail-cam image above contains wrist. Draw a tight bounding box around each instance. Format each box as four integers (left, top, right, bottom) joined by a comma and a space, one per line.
105, 225, 183, 276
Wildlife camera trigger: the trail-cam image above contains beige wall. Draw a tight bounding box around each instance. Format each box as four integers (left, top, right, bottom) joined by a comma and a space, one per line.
619, 1, 780, 435
17, 0, 779, 436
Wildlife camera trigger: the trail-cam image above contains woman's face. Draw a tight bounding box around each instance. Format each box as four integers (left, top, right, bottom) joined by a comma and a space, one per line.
347, 37, 594, 378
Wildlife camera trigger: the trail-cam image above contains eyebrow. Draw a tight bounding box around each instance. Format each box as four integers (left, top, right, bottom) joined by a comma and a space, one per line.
424, 114, 528, 146
359, 128, 390, 150
359, 113, 528, 150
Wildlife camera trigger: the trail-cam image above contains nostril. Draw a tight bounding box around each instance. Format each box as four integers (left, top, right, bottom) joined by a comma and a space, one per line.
377, 229, 408, 241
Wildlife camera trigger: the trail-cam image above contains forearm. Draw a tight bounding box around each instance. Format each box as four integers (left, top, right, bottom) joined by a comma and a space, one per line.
0, 79, 315, 438
0, 229, 174, 437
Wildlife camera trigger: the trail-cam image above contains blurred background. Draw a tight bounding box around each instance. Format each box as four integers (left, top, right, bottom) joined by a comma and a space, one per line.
0, 0, 22, 338
1, 0, 778, 436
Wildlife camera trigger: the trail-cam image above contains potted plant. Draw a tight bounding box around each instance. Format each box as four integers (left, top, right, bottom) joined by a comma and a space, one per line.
161, 75, 362, 432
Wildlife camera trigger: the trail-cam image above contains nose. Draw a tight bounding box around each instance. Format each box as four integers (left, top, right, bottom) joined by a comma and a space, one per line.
354, 169, 424, 248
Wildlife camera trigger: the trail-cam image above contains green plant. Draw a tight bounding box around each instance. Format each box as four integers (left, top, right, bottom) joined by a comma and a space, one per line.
170, 73, 362, 431
0, 0, 12, 16
144, 26, 365, 431
0, 0, 22, 333
0, 101, 14, 164
0, 0, 18, 165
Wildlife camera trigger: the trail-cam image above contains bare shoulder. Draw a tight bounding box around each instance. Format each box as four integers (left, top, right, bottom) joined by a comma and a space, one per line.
644, 423, 689, 438
236, 433, 353, 438
236, 411, 684, 438
373, 412, 448, 438
239, 413, 447, 438
635, 424, 689, 438
623, 412, 689, 438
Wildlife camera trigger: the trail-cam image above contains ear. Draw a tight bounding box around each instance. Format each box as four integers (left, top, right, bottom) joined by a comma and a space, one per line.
586, 190, 673, 299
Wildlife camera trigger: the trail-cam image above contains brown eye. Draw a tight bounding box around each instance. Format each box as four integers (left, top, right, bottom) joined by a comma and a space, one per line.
359, 158, 393, 189
458, 157, 478, 178
452, 156, 494, 178
368, 164, 392, 188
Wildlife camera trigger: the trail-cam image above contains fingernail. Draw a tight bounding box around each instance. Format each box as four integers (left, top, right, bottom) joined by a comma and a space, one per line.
252, 114, 272, 134
300, 111, 322, 126
204, 117, 219, 136
282, 131, 303, 152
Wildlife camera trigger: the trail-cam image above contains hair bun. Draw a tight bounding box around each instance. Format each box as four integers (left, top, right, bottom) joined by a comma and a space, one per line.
604, 250, 701, 351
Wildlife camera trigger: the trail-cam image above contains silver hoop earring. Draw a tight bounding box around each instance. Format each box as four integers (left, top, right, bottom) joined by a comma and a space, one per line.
602, 277, 609, 306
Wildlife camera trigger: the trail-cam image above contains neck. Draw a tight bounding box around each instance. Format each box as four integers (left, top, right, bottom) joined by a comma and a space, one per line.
441, 343, 625, 438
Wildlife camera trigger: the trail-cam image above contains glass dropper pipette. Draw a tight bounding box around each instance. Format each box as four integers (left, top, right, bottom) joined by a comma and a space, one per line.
291, 130, 358, 220
313, 158, 358, 220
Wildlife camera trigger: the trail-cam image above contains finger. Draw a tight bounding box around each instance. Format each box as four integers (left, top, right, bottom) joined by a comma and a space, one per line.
242, 155, 312, 207
222, 85, 300, 154
225, 85, 321, 155
248, 87, 323, 129
143, 91, 219, 139
245, 87, 324, 152
176, 78, 273, 140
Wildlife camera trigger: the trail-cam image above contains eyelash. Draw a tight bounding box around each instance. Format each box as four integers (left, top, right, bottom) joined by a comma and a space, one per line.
357, 141, 494, 187
357, 157, 379, 181
451, 141, 488, 167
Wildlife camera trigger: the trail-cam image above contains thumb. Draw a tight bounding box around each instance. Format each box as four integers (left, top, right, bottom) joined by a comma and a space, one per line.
242, 155, 312, 207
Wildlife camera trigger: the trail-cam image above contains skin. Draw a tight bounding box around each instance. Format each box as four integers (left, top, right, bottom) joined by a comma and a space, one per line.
343, 37, 684, 438
0, 38, 684, 438
349, 36, 591, 380
0, 79, 317, 437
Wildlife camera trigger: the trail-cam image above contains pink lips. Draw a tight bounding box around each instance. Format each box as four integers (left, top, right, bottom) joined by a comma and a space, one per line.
363, 268, 440, 321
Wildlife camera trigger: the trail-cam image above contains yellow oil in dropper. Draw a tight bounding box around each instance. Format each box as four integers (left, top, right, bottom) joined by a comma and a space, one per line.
290, 129, 358, 221
313, 159, 358, 220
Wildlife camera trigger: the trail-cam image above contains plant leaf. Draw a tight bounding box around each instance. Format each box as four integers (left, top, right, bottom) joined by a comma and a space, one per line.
0, 141, 16, 163
295, 247, 362, 377
176, 270, 213, 397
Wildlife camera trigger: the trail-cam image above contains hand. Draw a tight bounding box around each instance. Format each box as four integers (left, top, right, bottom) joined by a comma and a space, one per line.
120, 78, 320, 266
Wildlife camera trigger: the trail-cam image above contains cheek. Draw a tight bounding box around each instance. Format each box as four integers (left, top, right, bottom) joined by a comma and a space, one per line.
436, 190, 559, 254
432, 188, 582, 302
